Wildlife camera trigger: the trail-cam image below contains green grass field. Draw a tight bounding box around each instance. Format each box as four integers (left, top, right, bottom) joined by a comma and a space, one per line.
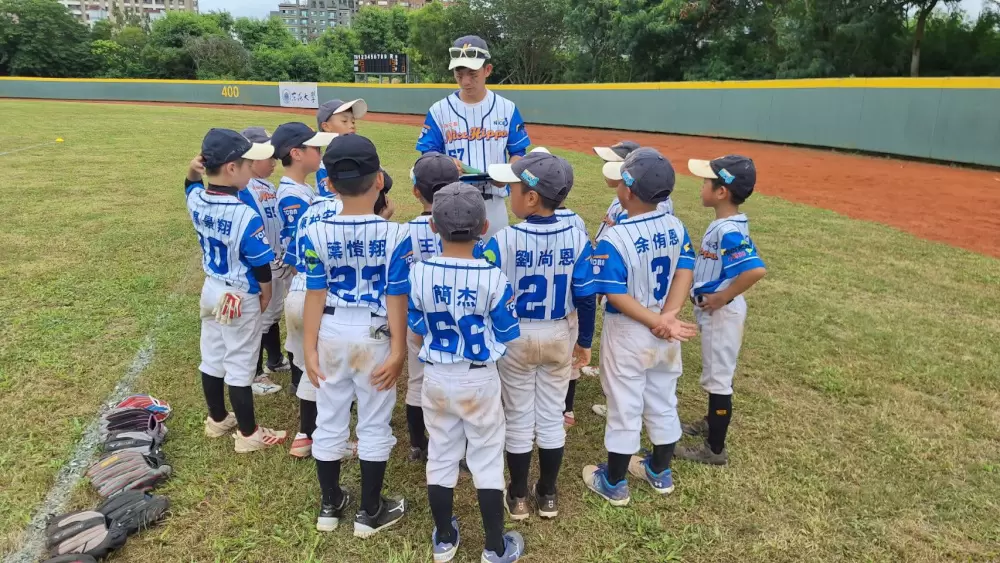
2, 99, 1000, 563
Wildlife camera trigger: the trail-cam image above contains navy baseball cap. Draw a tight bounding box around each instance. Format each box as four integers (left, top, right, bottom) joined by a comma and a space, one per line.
240, 127, 271, 144
449, 35, 490, 70
270, 122, 336, 159
488, 147, 573, 203
316, 98, 368, 129
411, 152, 460, 202
603, 147, 675, 203
688, 155, 757, 199
593, 140, 641, 162
433, 182, 486, 241
323, 134, 381, 181
201, 128, 274, 169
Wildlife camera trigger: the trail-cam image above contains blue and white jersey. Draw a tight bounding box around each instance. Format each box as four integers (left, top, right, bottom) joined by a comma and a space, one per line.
239, 178, 283, 259
416, 90, 530, 197
185, 183, 275, 294
300, 214, 414, 317
408, 214, 442, 263
407, 257, 519, 364
288, 196, 343, 293
692, 213, 765, 297
554, 207, 588, 237
277, 176, 319, 267
592, 211, 696, 314
316, 162, 332, 197
595, 196, 674, 241
478, 218, 596, 322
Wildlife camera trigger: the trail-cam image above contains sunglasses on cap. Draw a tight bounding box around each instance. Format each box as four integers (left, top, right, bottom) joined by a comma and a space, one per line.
449, 46, 490, 60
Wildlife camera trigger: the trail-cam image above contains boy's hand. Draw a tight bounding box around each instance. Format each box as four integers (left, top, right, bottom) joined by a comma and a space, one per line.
305, 357, 325, 388
187, 155, 205, 182
572, 344, 591, 369
696, 292, 728, 313
371, 352, 404, 391
651, 312, 698, 342
377, 197, 396, 220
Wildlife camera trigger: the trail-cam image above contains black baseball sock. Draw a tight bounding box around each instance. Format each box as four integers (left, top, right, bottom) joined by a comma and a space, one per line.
707, 393, 733, 454
428, 485, 455, 544
360, 460, 387, 515
255, 345, 264, 376
565, 380, 577, 413
536, 447, 563, 496
607, 452, 630, 485
201, 372, 227, 422
299, 399, 317, 438
406, 405, 428, 450
650, 443, 676, 474
316, 459, 344, 506
477, 488, 505, 555
263, 322, 283, 366
229, 385, 257, 436
506, 451, 532, 498
288, 352, 302, 388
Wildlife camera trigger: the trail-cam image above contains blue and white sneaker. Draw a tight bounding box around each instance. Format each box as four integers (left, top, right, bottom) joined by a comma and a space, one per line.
481, 530, 524, 563
432, 516, 460, 562
628, 454, 675, 494
581, 464, 630, 506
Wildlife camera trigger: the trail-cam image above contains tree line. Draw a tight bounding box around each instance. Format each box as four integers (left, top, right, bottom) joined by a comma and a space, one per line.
2, 0, 1000, 84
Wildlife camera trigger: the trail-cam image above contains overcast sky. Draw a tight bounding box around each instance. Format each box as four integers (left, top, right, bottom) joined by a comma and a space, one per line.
198, 0, 988, 19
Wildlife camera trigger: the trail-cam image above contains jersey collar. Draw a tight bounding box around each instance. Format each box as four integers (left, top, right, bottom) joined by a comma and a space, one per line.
525, 214, 559, 224
621, 210, 666, 224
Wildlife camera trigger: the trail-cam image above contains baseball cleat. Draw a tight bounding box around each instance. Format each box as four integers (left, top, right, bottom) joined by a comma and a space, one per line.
682, 418, 709, 437
481, 530, 525, 563
591, 404, 608, 417
503, 490, 530, 521
317, 489, 351, 532
533, 484, 558, 519
233, 426, 287, 453
581, 464, 630, 506
289, 432, 313, 459
204, 413, 237, 438
676, 441, 729, 466
563, 411, 576, 428
264, 357, 290, 374
251, 374, 282, 395
408, 446, 428, 462
354, 496, 406, 538
432, 516, 460, 562
628, 454, 675, 494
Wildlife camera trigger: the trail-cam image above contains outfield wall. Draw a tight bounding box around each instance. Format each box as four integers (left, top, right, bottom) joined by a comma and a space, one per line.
2, 76, 999, 167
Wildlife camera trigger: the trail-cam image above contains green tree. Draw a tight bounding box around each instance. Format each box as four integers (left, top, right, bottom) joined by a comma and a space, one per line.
90, 39, 129, 77
149, 11, 223, 49
353, 6, 409, 53
0, 0, 94, 77
185, 35, 250, 79
233, 16, 296, 51
313, 26, 362, 82
902, 0, 961, 76
564, 0, 623, 82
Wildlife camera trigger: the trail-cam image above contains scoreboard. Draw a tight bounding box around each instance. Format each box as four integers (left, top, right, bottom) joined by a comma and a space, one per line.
353, 53, 408, 75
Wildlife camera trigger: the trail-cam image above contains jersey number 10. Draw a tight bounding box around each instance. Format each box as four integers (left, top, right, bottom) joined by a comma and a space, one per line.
198, 233, 229, 275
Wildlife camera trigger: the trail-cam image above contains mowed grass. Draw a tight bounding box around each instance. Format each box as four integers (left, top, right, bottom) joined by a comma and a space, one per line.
2, 100, 1000, 562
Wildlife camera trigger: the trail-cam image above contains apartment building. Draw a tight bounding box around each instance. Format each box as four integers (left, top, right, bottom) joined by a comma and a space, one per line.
271, 0, 357, 44
355, 0, 427, 9
58, 0, 198, 25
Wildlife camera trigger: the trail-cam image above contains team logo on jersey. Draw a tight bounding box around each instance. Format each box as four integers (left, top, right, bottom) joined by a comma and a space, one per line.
253, 188, 276, 202
481, 248, 498, 264
700, 249, 719, 260
492, 117, 509, 127
304, 248, 321, 271
445, 127, 509, 143
591, 253, 608, 274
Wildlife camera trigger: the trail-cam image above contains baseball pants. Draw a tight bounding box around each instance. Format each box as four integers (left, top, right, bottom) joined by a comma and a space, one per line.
498, 319, 574, 454
695, 295, 747, 396
199, 277, 262, 387
483, 196, 509, 240
312, 308, 396, 462
423, 361, 505, 490
283, 288, 319, 401
259, 266, 290, 329
405, 329, 424, 408
600, 312, 683, 455
567, 311, 581, 381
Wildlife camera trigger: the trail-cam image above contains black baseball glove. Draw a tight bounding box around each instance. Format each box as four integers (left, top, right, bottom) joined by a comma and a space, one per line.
44, 510, 126, 559
97, 490, 170, 535
86, 451, 171, 499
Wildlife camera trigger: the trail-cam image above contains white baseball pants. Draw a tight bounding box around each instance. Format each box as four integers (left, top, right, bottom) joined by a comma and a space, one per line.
199, 277, 262, 387
423, 361, 505, 490
283, 288, 318, 401
483, 196, 509, 240
312, 308, 396, 462
599, 312, 683, 455
498, 319, 574, 454
405, 329, 424, 408
567, 311, 581, 381
695, 295, 747, 396
259, 266, 290, 329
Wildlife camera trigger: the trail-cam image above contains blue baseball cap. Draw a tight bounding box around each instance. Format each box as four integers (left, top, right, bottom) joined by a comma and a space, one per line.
316, 98, 368, 129
323, 134, 381, 181
270, 122, 336, 159
603, 147, 675, 203
201, 128, 274, 169
688, 155, 757, 199
449, 35, 490, 70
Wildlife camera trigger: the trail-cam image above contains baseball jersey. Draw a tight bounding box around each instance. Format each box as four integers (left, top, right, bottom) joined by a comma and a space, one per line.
478, 217, 596, 322
300, 213, 414, 317
408, 256, 520, 364
555, 207, 588, 237
316, 162, 331, 197
408, 213, 442, 263
239, 178, 283, 259
185, 182, 275, 294
692, 213, 765, 297
277, 176, 319, 268
592, 210, 696, 314
416, 91, 531, 197
595, 197, 674, 241
288, 196, 344, 292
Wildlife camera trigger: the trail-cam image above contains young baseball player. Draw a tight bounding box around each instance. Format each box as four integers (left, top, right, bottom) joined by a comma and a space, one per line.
238, 127, 290, 396
273, 122, 337, 458
403, 151, 461, 463
582, 147, 698, 504
593, 141, 674, 242
409, 182, 526, 563
299, 134, 412, 536
185, 128, 286, 453
315, 98, 367, 196
676, 156, 766, 466
481, 149, 597, 520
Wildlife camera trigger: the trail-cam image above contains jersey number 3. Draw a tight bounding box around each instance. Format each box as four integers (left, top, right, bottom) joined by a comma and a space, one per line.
651, 256, 672, 300
427, 312, 488, 362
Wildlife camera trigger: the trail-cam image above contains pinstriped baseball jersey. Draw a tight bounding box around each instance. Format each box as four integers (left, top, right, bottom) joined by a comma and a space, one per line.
408, 214, 442, 263
277, 176, 318, 267
592, 210, 696, 313
478, 218, 597, 322
554, 208, 588, 237
240, 178, 283, 259
299, 214, 414, 316
692, 213, 765, 296
185, 183, 275, 294
288, 196, 344, 293
407, 256, 520, 364
595, 197, 675, 241
416, 91, 531, 197
316, 162, 331, 197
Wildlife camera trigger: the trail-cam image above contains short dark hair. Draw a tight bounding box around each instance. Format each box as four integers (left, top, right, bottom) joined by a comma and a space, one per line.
333, 171, 378, 197
280, 146, 316, 167
712, 178, 746, 205
205, 157, 248, 177
519, 183, 563, 211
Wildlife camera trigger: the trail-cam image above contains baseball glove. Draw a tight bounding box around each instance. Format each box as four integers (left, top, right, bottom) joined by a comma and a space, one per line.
86, 451, 171, 498
44, 510, 126, 559
98, 408, 167, 442
116, 394, 172, 422
97, 491, 170, 535
40, 555, 98, 563
102, 430, 164, 457
213, 291, 242, 324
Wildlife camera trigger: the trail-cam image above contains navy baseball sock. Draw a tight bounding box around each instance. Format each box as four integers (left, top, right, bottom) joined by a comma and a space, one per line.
316, 459, 344, 506
428, 485, 455, 544
477, 488, 506, 555
360, 460, 387, 515
406, 405, 428, 450
565, 380, 577, 413
707, 393, 733, 454
254, 346, 264, 377
537, 447, 563, 496
200, 372, 227, 422
263, 322, 283, 366
607, 452, 630, 485
229, 385, 257, 436
506, 451, 532, 498
288, 352, 302, 388
299, 399, 317, 438
650, 443, 676, 474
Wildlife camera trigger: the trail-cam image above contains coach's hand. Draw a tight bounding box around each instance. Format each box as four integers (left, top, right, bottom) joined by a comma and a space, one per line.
572, 344, 591, 369
371, 352, 404, 391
